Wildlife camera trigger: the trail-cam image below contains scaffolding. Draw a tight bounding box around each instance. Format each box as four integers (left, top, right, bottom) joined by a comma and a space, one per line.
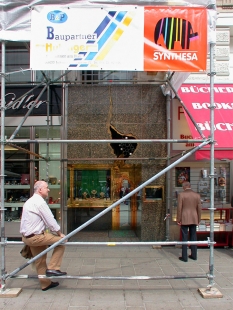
0, 0, 219, 298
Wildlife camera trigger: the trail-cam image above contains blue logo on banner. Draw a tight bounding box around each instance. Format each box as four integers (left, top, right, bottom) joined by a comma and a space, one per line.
47, 10, 68, 23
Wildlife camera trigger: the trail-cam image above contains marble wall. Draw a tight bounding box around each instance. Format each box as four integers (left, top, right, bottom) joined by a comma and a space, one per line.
67, 84, 167, 241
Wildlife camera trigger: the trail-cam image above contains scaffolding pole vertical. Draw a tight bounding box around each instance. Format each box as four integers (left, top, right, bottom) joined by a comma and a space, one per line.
208, 40, 216, 288
166, 92, 171, 240
60, 81, 68, 234
46, 84, 50, 182
0, 41, 6, 292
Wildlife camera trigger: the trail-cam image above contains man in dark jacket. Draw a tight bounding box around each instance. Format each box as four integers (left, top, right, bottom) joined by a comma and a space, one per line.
177, 181, 202, 262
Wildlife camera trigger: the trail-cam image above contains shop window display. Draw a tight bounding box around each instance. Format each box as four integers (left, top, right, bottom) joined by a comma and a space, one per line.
4, 126, 61, 237
172, 164, 232, 246
67, 164, 142, 233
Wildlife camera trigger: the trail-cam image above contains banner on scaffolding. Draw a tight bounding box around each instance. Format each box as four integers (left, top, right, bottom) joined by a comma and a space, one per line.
178, 84, 233, 160
30, 6, 207, 71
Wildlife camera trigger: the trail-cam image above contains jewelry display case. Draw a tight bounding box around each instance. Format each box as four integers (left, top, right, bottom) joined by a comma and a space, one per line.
67, 163, 142, 233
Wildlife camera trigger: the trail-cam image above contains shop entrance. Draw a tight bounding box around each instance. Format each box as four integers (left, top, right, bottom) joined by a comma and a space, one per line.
67, 163, 142, 236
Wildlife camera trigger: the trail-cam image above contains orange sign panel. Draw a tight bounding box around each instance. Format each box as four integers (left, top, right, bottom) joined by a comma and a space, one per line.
144, 7, 207, 72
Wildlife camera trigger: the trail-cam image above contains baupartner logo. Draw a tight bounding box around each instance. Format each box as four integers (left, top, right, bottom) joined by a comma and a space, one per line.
154, 17, 198, 50
47, 10, 68, 24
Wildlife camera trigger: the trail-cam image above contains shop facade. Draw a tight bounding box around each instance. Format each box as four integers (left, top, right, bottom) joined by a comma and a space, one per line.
1, 1, 232, 242
66, 84, 168, 240
2, 83, 169, 241
3, 85, 63, 238
169, 84, 233, 244
4, 81, 233, 242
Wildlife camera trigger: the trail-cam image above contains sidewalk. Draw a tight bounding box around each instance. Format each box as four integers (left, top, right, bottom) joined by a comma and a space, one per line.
1, 234, 233, 310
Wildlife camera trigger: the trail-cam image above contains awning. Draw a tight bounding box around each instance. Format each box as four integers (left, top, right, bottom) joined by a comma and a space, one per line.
178, 84, 233, 160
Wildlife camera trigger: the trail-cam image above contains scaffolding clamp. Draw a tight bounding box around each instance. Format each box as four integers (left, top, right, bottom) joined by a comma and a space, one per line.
207, 71, 216, 77
206, 273, 215, 288
1, 269, 8, 282
0, 238, 8, 246
208, 173, 215, 179
206, 273, 215, 281
207, 237, 216, 247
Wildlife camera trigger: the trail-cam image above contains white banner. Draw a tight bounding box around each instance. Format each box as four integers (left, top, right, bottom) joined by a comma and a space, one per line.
30, 6, 144, 70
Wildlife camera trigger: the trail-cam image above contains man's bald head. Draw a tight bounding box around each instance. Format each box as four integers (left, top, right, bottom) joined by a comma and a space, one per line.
34, 180, 50, 198
182, 181, 191, 190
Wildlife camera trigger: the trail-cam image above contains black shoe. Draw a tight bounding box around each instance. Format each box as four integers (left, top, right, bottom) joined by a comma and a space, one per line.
46, 269, 67, 277
42, 281, 59, 291
188, 255, 197, 260
179, 257, 187, 262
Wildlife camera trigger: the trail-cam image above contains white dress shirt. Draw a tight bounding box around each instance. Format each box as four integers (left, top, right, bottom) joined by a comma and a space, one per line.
20, 193, 60, 236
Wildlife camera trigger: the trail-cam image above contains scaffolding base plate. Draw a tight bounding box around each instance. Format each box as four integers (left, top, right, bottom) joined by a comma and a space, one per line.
198, 287, 223, 299
0, 288, 22, 298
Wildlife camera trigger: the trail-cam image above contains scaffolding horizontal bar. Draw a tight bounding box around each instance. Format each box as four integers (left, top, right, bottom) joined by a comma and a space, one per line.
4, 140, 211, 283
10, 274, 207, 280
6, 139, 207, 144
5, 157, 169, 161
2, 241, 210, 246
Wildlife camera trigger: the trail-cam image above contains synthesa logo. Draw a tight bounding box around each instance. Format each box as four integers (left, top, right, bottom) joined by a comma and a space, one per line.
154, 17, 198, 50
47, 10, 68, 23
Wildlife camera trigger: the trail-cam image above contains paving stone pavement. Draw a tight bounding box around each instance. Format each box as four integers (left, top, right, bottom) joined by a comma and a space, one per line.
1, 233, 233, 310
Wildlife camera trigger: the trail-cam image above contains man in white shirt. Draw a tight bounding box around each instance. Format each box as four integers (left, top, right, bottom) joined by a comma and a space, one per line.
20, 180, 67, 291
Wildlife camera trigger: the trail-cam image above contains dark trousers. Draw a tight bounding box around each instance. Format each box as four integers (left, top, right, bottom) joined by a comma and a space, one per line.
181, 224, 197, 261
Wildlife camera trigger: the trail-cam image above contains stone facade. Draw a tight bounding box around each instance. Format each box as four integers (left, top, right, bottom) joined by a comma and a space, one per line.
67, 84, 167, 241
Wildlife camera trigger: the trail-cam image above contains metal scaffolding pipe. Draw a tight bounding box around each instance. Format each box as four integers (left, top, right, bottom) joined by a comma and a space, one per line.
5, 157, 169, 161
166, 92, 171, 241
4, 139, 210, 281
10, 274, 208, 280
0, 40, 7, 293
1, 240, 211, 246
0, 4, 218, 292
4, 147, 196, 162
4, 79, 165, 85
209, 40, 216, 289
5, 68, 31, 76
6, 139, 207, 144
